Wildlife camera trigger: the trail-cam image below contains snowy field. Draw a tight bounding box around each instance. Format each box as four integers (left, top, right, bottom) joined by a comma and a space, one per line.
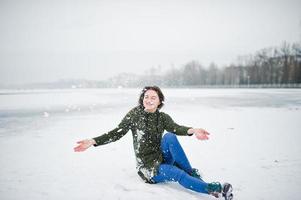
0, 88, 301, 200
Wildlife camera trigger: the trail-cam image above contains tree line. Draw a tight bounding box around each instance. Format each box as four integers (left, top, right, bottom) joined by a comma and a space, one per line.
108, 41, 301, 88
7, 41, 299, 89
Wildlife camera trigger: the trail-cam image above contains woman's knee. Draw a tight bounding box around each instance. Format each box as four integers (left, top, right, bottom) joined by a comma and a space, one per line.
163, 132, 177, 142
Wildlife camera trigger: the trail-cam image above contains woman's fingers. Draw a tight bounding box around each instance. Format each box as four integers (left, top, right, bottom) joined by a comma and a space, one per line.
74, 145, 86, 152
201, 129, 210, 135
74, 146, 81, 152
195, 132, 209, 140
74, 141, 88, 152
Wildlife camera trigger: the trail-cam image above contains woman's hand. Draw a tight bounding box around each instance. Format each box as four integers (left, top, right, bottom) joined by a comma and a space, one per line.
188, 128, 210, 140
74, 139, 96, 152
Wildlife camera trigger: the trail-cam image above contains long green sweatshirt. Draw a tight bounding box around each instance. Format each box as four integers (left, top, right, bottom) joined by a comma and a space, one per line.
93, 106, 191, 183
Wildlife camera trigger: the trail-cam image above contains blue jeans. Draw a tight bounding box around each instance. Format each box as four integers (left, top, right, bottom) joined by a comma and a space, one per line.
151, 132, 209, 194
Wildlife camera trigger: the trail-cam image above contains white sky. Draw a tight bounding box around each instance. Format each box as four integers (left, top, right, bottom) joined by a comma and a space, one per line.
0, 0, 300, 85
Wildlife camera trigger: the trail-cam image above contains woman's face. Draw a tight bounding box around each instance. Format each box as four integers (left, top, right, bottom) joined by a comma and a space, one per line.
143, 89, 161, 113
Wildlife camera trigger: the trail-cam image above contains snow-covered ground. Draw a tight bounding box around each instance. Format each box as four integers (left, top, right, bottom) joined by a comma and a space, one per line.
0, 88, 301, 200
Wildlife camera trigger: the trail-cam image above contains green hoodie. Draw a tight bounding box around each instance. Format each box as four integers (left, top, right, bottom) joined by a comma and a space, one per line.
93, 106, 191, 183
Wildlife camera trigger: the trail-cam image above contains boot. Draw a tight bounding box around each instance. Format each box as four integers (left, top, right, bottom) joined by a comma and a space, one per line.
207, 182, 222, 198
222, 183, 233, 200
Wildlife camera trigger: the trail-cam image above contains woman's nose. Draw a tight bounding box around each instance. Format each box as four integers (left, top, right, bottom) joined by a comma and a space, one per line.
147, 100, 153, 104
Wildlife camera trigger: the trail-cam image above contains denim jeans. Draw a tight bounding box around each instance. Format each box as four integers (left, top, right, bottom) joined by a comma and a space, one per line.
151, 132, 209, 194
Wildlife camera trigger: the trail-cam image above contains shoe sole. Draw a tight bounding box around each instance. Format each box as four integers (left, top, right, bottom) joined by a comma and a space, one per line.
226, 193, 233, 200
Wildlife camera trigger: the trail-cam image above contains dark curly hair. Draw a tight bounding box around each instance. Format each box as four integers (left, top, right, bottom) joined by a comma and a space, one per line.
138, 86, 165, 110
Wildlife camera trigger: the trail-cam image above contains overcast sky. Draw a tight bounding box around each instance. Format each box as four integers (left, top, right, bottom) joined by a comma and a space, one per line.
0, 0, 300, 85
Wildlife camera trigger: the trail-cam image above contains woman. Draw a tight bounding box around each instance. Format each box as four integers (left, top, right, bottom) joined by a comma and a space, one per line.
74, 86, 233, 199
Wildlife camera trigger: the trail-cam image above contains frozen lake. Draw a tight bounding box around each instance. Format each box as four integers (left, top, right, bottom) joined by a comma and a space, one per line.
0, 88, 301, 200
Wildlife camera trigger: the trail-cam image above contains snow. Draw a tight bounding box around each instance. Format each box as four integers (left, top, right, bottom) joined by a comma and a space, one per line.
0, 88, 301, 200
